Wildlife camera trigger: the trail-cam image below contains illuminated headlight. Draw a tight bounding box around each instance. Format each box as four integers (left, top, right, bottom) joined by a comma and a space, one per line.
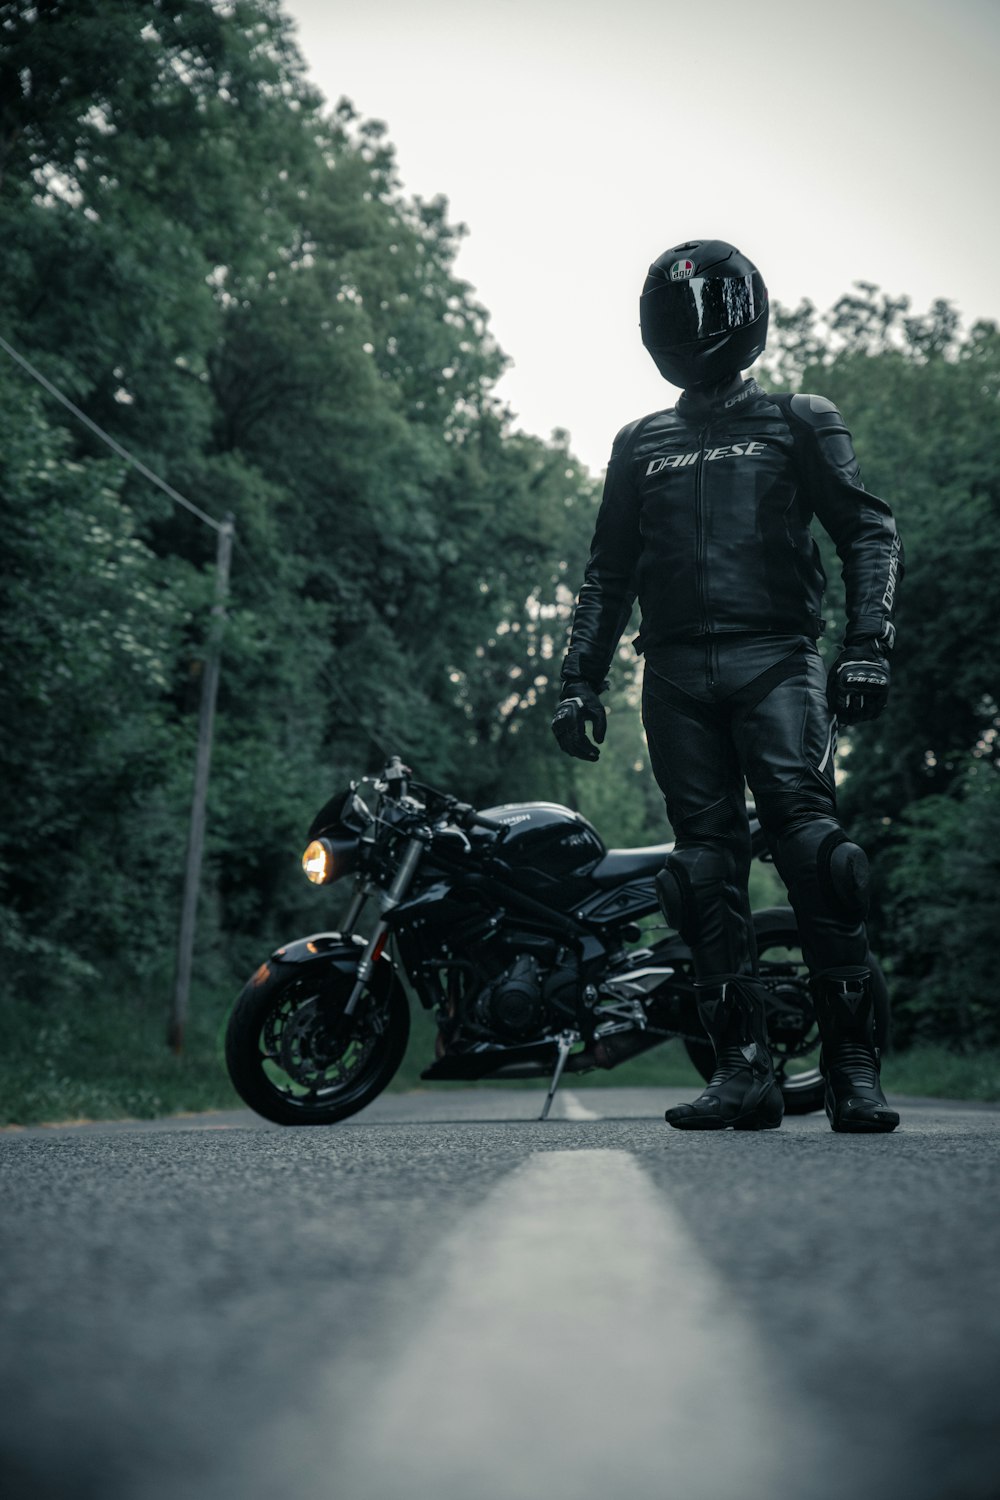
302, 839, 335, 885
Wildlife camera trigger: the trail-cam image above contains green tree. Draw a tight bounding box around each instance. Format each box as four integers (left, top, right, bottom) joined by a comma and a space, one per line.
0, 365, 198, 999
0, 0, 619, 1067
882, 766, 1000, 1047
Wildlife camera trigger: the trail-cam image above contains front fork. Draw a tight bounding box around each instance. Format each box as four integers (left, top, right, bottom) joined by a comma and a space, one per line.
341, 833, 427, 1020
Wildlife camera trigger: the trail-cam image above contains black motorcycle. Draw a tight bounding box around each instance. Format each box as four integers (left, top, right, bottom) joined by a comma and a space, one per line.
226, 756, 886, 1124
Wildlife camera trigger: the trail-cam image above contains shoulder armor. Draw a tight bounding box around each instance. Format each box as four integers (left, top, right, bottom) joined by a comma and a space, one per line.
612, 414, 644, 446
607, 415, 643, 461
609, 408, 671, 462
790, 392, 848, 430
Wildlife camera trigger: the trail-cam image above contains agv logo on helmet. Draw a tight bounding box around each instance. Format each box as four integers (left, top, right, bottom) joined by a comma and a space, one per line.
640, 239, 769, 390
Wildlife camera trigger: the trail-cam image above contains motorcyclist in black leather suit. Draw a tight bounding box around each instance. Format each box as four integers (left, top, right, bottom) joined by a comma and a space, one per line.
552, 240, 902, 1133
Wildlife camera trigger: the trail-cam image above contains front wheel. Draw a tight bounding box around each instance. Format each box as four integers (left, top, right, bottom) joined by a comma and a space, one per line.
683, 906, 890, 1117
225, 956, 410, 1125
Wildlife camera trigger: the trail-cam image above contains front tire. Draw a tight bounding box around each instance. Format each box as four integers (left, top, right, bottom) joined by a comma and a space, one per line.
225, 956, 410, 1125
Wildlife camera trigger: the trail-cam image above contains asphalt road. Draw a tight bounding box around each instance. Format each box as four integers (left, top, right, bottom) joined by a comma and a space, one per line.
1, 1087, 998, 1500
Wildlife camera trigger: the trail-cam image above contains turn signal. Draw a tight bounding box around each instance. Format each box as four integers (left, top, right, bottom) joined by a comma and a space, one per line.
302, 839, 334, 885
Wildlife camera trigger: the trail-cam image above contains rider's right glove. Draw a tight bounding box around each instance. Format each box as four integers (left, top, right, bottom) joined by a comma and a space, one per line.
828, 639, 892, 724
551, 680, 608, 762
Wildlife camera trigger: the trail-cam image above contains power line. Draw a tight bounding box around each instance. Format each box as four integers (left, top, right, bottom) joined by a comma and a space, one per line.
0, 333, 224, 533
0, 328, 397, 757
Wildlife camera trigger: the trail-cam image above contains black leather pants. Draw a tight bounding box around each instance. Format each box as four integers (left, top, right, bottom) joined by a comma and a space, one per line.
642, 635, 869, 977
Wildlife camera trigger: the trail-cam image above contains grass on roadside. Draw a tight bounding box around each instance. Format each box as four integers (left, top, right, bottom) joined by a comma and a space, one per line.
0, 989, 240, 1128
879, 1045, 1000, 1103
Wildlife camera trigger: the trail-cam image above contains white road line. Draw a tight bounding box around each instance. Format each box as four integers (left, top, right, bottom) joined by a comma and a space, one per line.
559, 1089, 601, 1120
295, 1149, 830, 1500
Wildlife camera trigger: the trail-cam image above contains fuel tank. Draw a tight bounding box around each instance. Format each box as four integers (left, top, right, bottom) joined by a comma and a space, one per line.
477, 802, 606, 909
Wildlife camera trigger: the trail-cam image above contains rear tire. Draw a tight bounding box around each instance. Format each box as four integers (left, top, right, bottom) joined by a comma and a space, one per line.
683, 906, 890, 1117
225, 957, 410, 1126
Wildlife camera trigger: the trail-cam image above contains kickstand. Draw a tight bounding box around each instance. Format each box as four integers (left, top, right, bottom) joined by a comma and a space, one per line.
539, 1030, 577, 1122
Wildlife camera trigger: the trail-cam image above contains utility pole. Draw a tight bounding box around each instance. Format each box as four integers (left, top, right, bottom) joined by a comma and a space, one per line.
168, 514, 235, 1053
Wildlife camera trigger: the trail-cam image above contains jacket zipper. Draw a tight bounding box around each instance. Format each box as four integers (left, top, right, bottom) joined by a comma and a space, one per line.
694, 424, 712, 685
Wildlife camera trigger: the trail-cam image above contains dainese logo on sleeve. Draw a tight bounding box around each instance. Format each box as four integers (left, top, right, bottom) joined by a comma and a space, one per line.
669, 259, 695, 281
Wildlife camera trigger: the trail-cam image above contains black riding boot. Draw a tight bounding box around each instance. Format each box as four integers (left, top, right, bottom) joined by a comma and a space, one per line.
665, 975, 784, 1131
812, 967, 900, 1133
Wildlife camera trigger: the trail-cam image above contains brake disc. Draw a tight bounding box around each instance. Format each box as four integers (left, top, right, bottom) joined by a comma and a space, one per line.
277, 995, 353, 1083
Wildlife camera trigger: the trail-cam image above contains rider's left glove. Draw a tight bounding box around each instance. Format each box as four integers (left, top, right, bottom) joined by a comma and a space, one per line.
551, 680, 607, 761
828, 641, 891, 724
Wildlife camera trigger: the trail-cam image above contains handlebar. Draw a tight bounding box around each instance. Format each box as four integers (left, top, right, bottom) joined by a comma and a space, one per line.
461, 808, 507, 833
443, 800, 502, 833
377, 763, 506, 838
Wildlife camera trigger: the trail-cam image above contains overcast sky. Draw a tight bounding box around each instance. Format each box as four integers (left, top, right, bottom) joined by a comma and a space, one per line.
281, 0, 999, 473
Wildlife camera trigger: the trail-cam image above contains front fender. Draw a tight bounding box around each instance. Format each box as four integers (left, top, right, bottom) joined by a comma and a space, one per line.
243, 932, 400, 1005
271, 932, 366, 966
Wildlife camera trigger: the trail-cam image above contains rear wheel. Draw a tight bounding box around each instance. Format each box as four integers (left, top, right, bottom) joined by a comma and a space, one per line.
225, 958, 410, 1125
683, 906, 890, 1116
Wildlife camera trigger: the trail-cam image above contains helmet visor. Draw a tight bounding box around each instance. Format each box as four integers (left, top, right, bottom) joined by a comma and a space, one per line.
641, 273, 765, 349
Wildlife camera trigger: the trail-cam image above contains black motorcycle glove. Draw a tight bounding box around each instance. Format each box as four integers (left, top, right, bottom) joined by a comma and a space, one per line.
828, 641, 891, 724
551, 680, 608, 762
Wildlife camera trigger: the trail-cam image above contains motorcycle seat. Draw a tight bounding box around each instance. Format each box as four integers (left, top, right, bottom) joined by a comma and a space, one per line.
590, 844, 673, 886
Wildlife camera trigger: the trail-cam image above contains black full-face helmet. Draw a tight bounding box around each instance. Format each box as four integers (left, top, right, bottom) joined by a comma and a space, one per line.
639, 239, 768, 389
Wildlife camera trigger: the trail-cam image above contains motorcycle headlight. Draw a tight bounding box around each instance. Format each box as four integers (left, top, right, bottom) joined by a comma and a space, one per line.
302, 838, 336, 885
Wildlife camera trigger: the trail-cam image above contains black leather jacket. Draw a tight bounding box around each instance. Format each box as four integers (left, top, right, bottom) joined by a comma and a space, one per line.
562, 376, 902, 686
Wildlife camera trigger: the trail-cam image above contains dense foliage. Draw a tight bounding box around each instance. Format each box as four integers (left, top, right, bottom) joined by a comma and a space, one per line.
1, 0, 997, 1114
0, 0, 644, 1058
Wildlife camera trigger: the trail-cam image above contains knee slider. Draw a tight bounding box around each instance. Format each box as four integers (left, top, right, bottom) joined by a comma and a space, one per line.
656, 846, 732, 945
656, 857, 695, 942
819, 831, 871, 919
773, 819, 871, 920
